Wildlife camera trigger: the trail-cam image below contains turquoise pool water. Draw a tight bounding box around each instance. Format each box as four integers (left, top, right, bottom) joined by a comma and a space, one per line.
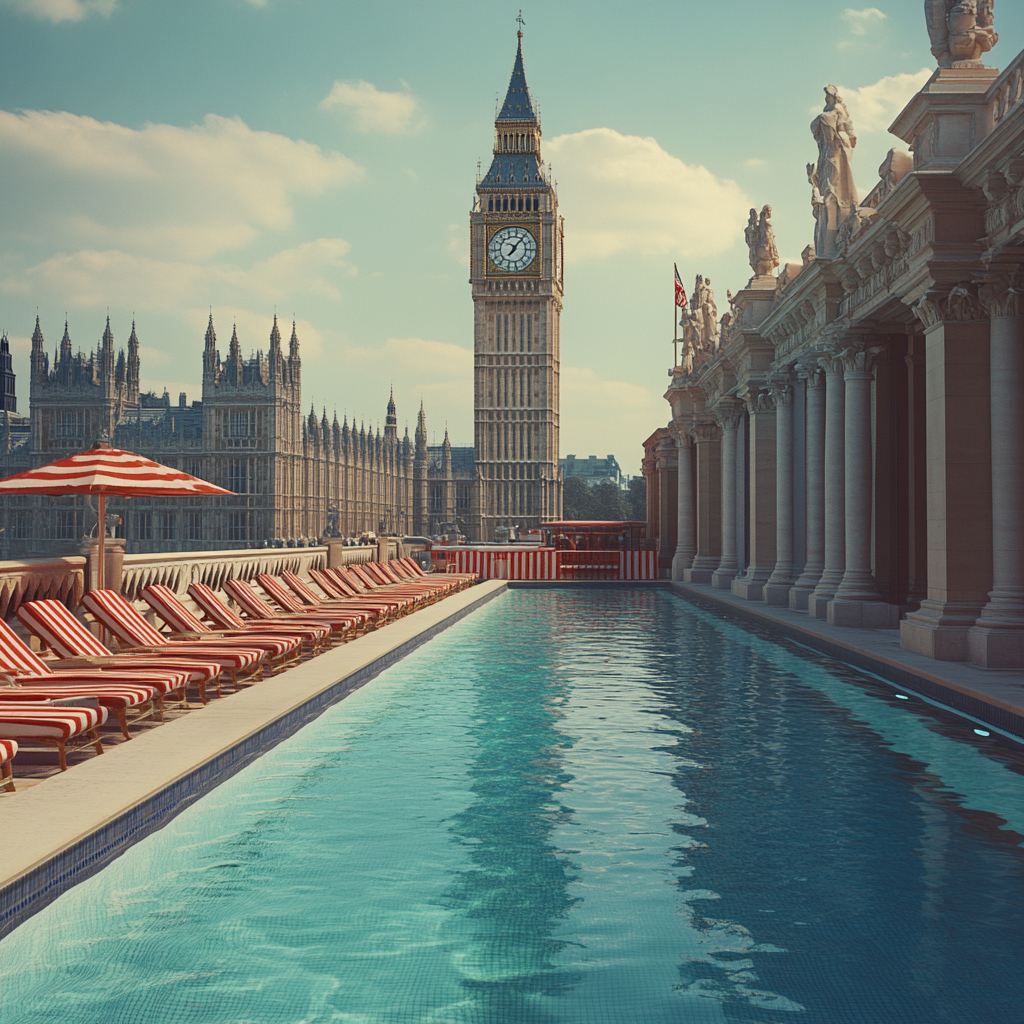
2, 589, 1022, 1023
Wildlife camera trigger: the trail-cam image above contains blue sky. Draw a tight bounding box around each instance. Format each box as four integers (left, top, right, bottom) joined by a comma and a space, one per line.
2, 0, 1020, 472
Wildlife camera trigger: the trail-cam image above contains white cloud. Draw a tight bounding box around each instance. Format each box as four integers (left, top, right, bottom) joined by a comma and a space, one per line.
1, 0, 116, 22
545, 128, 749, 263
835, 69, 932, 132
560, 366, 662, 473
842, 7, 886, 35
744, 157, 768, 168
1, 239, 354, 311
0, 109, 363, 260
320, 80, 422, 134
447, 223, 469, 268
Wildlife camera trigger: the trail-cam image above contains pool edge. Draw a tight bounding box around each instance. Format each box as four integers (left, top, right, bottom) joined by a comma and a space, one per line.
671, 582, 1024, 740
0, 580, 508, 940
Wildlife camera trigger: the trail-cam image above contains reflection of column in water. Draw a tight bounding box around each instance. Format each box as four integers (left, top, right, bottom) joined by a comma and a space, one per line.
436, 618, 582, 1018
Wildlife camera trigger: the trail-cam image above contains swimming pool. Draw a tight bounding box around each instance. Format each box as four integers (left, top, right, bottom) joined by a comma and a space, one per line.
1, 589, 1022, 1023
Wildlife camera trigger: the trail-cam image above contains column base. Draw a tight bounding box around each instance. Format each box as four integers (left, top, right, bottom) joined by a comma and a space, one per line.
788, 584, 815, 611
711, 568, 737, 589
807, 591, 835, 619
762, 581, 794, 606
827, 599, 900, 629
732, 574, 770, 601
967, 625, 1024, 669
671, 552, 696, 581
684, 568, 714, 584
900, 600, 984, 662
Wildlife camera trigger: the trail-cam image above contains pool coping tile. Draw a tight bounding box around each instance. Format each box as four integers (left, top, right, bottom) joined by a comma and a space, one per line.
0, 580, 508, 939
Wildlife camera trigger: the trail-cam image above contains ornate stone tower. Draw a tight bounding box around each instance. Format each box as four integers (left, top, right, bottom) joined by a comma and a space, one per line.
471, 29, 563, 540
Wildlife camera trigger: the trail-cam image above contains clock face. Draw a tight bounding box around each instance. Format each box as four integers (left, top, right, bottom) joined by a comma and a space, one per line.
488, 225, 537, 273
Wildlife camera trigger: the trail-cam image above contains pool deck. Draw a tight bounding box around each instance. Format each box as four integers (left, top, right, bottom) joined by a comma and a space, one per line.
671, 581, 1024, 739
0, 580, 508, 939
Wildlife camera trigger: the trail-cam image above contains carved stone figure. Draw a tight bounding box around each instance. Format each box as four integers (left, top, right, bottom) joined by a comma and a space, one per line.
690, 275, 719, 351
808, 85, 859, 258
925, 0, 996, 68
754, 205, 780, 277
946, 281, 984, 321
745, 209, 759, 272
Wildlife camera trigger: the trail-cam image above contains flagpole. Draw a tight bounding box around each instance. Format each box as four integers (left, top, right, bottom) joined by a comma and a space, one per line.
673, 265, 679, 370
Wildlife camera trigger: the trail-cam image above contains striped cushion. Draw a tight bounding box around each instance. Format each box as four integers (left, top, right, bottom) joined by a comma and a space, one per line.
0, 739, 17, 762
228, 579, 358, 634
280, 572, 326, 607
0, 616, 54, 676
18, 600, 110, 658
0, 703, 108, 740
142, 585, 211, 634
189, 582, 248, 629
0, 681, 159, 710
189, 583, 330, 644
142, 586, 300, 659
81, 592, 265, 672
256, 574, 309, 614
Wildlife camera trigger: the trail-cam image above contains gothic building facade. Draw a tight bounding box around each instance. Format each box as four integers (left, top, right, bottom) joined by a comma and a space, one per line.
470, 31, 563, 539
0, 314, 468, 556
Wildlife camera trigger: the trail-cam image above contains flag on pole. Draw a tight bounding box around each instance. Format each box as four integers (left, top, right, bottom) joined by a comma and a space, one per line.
674, 264, 687, 308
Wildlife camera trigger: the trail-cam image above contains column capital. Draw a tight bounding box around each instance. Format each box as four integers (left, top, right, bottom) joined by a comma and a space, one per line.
839, 340, 881, 377
913, 281, 990, 328
713, 397, 744, 431
768, 375, 794, 407
743, 385, 775, 413
692, 420, 721, 442
795, 361, 825, 388
980, 265, 1023, 319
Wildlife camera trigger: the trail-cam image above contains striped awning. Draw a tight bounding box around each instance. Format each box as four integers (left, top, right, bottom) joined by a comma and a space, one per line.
0, 447, 233, 497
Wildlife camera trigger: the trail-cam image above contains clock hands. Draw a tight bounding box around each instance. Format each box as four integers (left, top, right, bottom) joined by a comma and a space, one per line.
505, 239, 521, 256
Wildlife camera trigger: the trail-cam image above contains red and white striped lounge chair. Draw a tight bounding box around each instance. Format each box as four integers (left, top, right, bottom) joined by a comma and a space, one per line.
0, 702, 107, 771
280, 571, 397, 624
255, 574, 369, 633
141, 585, 305, 669
187, 582, 331, 652
17, 600, 228, 704
401, 555, 477, 587
0, 617, 186, 737
312, 567, 414, 612
0, 738, 18, 792
80, 590, 267, 687
227, 577, 359, 641
342, 565, 441, 604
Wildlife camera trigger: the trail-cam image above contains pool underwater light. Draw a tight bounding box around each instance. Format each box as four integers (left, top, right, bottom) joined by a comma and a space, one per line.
974, 729, 991, 737
894, 694, 909, 700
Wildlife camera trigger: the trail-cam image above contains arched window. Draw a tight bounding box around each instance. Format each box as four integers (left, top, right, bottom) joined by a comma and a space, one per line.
488, 198, 493, 212
502, 197, 508, 211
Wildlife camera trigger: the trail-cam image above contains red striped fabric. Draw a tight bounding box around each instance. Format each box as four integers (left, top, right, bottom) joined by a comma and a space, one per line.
0, 447, 233, 497
0, 739, 17, 762
256, 575, 366, 630
192, 581, 331, 643
142, 585, 301, 659
0, 704, 108, 740
225, 579, 356, 636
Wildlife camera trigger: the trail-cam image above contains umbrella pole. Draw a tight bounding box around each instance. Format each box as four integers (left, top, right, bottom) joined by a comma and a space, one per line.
98, 493, 105, 592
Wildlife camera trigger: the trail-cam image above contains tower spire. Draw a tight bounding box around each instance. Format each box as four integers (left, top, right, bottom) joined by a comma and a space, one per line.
497, 26, 536, 123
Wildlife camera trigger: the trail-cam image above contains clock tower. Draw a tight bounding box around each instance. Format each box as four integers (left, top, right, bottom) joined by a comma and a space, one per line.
471, 29, 563, 540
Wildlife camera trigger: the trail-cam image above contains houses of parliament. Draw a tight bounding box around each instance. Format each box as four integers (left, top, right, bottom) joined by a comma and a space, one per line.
0, 33, 563, 556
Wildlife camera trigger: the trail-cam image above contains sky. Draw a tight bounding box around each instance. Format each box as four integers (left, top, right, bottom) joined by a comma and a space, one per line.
1, 0, 1021, 474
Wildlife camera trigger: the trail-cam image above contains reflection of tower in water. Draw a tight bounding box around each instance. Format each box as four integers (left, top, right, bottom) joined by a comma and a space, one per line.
437, 629, 582, 1016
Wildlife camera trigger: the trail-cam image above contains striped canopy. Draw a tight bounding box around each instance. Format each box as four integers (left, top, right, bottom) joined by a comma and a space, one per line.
0, 447, 233, 497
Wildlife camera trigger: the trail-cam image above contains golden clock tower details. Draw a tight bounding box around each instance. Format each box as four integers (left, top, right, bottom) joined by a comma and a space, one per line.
470, 30, 563, 541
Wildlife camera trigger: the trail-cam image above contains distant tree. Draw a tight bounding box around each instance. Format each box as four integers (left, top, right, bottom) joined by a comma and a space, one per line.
562, 475, 595, 520
624, 476, 647, 521
590, 481, 627, 520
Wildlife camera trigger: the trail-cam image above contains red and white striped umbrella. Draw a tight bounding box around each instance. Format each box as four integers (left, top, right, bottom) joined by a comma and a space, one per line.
0, 446, 233, 590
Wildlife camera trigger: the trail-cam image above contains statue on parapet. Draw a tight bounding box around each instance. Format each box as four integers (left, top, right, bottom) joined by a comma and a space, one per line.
925, 0, 996, 68
754, 205, 779, 277
808, 85, 858, 258
691, 274, 719, 351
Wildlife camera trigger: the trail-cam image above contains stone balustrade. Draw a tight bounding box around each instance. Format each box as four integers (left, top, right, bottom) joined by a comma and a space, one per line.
0, 557, 85, 619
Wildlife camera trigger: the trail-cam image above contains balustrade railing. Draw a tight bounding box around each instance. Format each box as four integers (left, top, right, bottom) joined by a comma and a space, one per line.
0, 556, 85, 618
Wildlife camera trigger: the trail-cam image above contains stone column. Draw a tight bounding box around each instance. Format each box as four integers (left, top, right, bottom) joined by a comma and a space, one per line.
790, 365, 825, 609
684, 421, 722, 583
904, 335, 928, 608
764, 375, 795, 605
901, 289, 993, 661
808, 351, 845, 619
712, 400, 743, 588
830, 343, 898, 628
671, 429, 696, 580
969, 284, 1024, 668
732, 388, 776, 600
655, 437, 677, 577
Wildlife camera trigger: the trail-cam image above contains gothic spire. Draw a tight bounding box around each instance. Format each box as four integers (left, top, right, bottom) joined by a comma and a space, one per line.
31, 315, 46, 382
497, 32, 536, 122
127, 319, 140, 400
228, 322, 243, 386
203, 313, 218, 382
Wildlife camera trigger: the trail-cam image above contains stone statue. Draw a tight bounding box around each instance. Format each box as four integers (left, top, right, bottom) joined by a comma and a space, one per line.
754, 205, 779, 277
690, 275, 719, 351
745, 209, 759, 272
925, 0, 996, 68
808, 85, 859, 258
